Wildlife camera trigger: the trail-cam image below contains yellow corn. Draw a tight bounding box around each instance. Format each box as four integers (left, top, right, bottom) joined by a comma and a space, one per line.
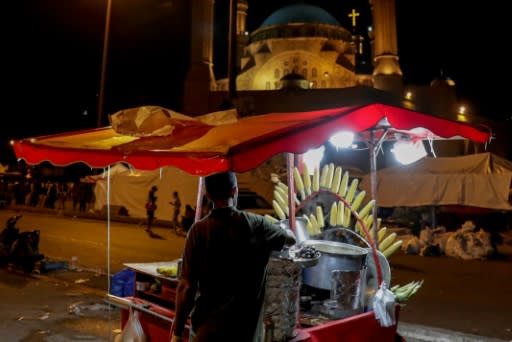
337, 171, 349, 197
382, 240, 403, 258
302, 164, 311, 195
293, 167, 305, 199
303, 215, 315, 235
378, 227, 388, 242
316, 206, 325, 229
364, 214, 374, 230
325, 163, 335, 189
312, 167, 320, 192
329, 202, 338, 226
264, 214, 279, 224
275, 186, 288, 203
330, 166, 342, 194
273, 190, 287, 211
319, 164, 329, 188
358, 200, 375, 219
351, 190, 366, 212
309, 214, 320, 235
368, 228, 376, 243
272, 200, 286, 220
379, 232, 397, 251
345, 178, 359, 204
344, 206, 352, 228
336, 201, 345, 226
277, 181, 288, 194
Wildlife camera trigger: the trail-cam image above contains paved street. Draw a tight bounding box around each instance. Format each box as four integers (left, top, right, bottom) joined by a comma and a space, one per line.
0, 208, 511, 341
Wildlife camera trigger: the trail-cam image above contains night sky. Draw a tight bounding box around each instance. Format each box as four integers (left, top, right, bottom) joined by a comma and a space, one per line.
3, 0, 508, 164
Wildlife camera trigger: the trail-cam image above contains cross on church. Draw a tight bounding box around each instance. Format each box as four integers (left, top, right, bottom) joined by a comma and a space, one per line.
348, 8, 360, 27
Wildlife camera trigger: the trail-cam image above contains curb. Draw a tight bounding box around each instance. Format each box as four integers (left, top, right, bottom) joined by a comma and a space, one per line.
398, 322, 510, 342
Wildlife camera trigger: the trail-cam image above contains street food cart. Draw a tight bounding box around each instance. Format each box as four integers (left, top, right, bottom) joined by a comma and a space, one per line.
12, 103, 491, 341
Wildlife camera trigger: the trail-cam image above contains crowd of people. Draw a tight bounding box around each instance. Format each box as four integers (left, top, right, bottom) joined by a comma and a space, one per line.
1, 177, 201, 235
0, 178, 95, 212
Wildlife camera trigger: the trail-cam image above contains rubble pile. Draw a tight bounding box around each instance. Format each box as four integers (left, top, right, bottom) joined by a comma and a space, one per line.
403, 221, 496, 260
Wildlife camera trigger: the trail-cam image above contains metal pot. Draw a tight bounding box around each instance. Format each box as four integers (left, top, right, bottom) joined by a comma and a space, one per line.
302, 240, 368, 290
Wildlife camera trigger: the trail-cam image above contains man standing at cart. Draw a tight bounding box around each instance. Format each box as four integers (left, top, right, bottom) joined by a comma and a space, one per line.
170, 171, 296, 342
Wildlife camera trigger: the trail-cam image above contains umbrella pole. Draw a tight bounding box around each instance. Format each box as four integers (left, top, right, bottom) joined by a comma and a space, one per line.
368, 128, 389, 249
369, 130, 379, 250
287, 153, 296, 233
194, 176, 204, 223
106, 165, 111, 292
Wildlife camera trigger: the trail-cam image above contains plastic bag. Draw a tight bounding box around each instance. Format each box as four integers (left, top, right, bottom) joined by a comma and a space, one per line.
118, 308, 147, 342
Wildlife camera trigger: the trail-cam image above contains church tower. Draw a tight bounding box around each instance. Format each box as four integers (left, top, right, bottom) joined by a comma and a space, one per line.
236, 0, 249, 71
182, 0, 216, 115
370, 0, 403, 95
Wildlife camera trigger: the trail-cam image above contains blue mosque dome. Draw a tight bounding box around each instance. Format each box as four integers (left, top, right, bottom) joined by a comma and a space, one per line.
260, 4, 341, 28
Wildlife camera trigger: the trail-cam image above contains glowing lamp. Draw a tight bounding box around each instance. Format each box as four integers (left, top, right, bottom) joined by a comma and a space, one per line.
329, 131, 354, 149
303, 146, 325, 174
391, 140, 427, 165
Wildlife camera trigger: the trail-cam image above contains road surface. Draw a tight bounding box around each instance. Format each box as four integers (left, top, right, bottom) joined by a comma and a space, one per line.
1, 209, 511, 341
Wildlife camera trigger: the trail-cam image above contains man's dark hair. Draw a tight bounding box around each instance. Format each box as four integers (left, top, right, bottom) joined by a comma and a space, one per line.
205, 172, 237, 201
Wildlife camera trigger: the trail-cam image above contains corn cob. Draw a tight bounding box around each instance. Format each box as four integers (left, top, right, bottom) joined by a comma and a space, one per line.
379, 232, 397, 251
363, 214, 374, 230
329, 202, 338, 226
330, 166, 343, 194
319, 164, 329, 188
337, 171, 349, 197
264, 214, 279, 224
303, 215, 314, 235
325, 163, 335, 189
275, 186, 288, 203
312, 167, 320, 192
358, 200, 375, 219
382, 240, 403, 258
273, 190, 287, 211
272, 200, 286, 220
378, 227, 388, 242
393, 279, 422, 301
336, 201, 345, 226
316, 206, 325, 229
309, 214, 321, 235
293, 167, 305, 200
276, 181, 288, 194
351, 190, 366, 212
343, 205, 352, 228
345, 178, 359, 204
302, 164, 311, 195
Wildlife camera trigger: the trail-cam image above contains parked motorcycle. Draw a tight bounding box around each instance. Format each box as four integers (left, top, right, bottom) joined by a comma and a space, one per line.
0, 215, 45, 272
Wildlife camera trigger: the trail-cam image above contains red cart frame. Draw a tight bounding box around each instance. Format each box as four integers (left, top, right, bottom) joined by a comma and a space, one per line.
12, 103, 491, 341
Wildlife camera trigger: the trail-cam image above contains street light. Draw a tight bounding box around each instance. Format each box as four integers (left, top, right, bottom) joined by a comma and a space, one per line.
97, 0, 113, 128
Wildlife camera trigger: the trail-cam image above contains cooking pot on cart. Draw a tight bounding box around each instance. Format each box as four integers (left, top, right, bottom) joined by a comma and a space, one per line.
301, 240, 368, 291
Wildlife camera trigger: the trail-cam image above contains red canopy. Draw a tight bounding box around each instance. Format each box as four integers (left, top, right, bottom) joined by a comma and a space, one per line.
12, 103, 491, 175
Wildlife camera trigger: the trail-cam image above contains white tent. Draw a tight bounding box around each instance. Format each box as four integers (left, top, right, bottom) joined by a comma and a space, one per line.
92, 163, 277, 219
360, 153, 512, 210
94, 166, 199, 220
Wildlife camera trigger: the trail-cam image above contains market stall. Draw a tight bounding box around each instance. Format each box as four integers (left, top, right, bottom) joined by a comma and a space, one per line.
12, 103, 491, 341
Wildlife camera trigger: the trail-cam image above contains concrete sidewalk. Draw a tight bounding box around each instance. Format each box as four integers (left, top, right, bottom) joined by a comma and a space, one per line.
398, 322, 509, 342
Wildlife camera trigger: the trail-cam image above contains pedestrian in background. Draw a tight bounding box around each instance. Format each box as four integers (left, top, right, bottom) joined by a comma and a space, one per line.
145, 186, 158, 234
181, 204, 195, 232
169, 191, 181, 230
